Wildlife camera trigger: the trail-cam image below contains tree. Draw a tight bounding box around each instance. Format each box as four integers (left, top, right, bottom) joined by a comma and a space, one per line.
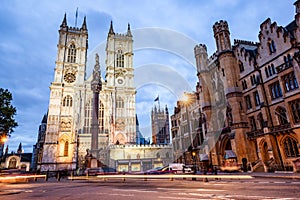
0, 88, 18, 139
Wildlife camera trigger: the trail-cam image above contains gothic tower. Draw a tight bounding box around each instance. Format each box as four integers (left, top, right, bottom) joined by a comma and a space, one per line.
105, 22, 136, 144
40, 14, 88, 171
151, 105, 170, 144
213, 20, 252, 164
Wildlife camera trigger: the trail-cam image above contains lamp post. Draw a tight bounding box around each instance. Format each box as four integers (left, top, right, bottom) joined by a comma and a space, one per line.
182, 92, 199, 174
0, 135, 7, 159
192, 151, 196, 180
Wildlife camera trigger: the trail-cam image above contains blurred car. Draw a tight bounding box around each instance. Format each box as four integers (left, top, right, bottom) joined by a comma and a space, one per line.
145, 166, 163, 174
146, 166, 177, 174
84, 168, 104, 176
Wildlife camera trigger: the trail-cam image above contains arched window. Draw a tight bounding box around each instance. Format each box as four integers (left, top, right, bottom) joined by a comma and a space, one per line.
283, 137, 299, 158
63, 95, 72, 107
239, 61, 244, 73
284, 56, 288, 68
156, 152, 160, 158
64, 141, 69, 156
275, 107, 288, 125
84, 100, 92, 134
268, 65, 273, 76
265, 67, 269, 78
98, 102, 104, 132
67, 43, 76, 63
289, 99, 300, 123
257, 112, 264, 129
283, 72, 299, 92
116, 96, 124, 108
271, 64, 276, 75
268, 39, 276, 54
166, 152, 170, 158
116, 49, 124, 68
249, 116, 257, 131
8, 158, 17, 169
287, 54, 293, 67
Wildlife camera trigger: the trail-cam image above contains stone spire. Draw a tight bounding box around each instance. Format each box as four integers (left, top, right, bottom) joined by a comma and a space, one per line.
17, 142, 22, 154
81, 16, 87, 31
60, 13, 67, 29
108, 21, 115, 35
127, 23, 132, 37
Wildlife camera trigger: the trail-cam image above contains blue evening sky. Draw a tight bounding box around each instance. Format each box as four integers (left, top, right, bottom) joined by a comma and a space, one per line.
0, 0, 294, 152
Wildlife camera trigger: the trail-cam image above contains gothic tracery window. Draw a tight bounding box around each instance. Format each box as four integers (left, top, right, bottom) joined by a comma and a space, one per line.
98, 102, 104, 132
283, 72, 298, 92
116, 96, 124, 108
67, 43, 76, 63
283, 137, 299, 158
116, 49, 124, 68
289, 99, 300, 123
84, 100, 92, 134
269, 81, 282, 99
63, 95, 72, 107
276, 107, 288, 125
257, 113, 264, 129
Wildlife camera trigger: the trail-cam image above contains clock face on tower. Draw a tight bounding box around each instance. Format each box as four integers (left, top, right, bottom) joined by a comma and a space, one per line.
64, 72, 76, 83
116, 77, 124, 85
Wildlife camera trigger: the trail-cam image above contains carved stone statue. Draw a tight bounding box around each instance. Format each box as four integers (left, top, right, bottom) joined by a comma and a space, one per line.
92, 53, 101, 82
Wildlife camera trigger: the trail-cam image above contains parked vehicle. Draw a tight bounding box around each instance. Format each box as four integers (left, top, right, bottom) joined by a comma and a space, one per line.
84, 168, 104, 176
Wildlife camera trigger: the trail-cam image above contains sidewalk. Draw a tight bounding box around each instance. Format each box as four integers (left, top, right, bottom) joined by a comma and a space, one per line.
249, 171, 300, 179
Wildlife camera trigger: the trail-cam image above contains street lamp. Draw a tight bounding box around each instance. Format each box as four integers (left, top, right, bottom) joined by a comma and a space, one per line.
192, 151, 196, 171
192, 151, 196, 180
181, 92, 199, 173
0, 135, 7, 159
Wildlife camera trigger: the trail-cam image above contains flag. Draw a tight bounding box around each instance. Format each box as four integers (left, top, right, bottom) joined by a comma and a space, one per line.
154, 96, 159, 101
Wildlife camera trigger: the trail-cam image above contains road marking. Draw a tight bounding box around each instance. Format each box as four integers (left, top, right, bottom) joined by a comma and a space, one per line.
113, 188, 158, 193
196, 188, 225, 192
158, 196, 202, 200
291, 182, 300, 184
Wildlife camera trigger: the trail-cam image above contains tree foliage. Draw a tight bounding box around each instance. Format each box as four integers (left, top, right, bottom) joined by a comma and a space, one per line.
0, 88, 18, 138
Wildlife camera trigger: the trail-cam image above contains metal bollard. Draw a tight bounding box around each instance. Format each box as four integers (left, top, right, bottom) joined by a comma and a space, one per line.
203, 170, 208, 182
46, 170, 49, 181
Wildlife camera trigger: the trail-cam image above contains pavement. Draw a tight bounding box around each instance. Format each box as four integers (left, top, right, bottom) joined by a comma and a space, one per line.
248, 171, 300, 179
0, 172, 300, 196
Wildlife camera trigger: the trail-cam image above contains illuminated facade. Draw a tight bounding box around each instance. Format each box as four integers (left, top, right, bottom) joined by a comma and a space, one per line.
172, 1, 300, 172
38, 15, 136, 171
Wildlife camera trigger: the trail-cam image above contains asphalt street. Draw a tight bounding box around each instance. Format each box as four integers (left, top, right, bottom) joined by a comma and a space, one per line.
0, 173, 299, 200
